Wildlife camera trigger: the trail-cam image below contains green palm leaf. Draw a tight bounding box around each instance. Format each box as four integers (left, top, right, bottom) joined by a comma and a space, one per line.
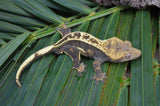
0, 0, 159, 106
130, 10, 154, 106
53, 0, 94, 14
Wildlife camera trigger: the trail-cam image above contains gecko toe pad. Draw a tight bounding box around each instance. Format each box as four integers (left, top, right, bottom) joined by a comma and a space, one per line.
91, 73, 107, 83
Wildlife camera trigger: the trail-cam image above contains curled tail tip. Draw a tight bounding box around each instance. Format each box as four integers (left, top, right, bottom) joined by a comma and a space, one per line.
16, 79, 22, 87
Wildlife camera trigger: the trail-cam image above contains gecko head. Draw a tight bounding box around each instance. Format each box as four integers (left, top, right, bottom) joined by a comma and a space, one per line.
115, 44, 141, 62
102, 37, 141, 62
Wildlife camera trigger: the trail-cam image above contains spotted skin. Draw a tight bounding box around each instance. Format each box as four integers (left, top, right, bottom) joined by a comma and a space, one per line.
16, 27, 141, 87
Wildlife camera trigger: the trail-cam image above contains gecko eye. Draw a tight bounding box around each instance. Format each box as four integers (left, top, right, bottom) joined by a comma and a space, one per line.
125, 53, 131, 58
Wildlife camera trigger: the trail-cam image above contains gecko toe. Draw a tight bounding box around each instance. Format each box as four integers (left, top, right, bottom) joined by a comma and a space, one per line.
91, 75, 96, 80
91, 73, 107, 84
72, 67, 75, 70
95, 80, 99, 85
83, 70, 87, 73
100, 80, 105, 83
102, 73, 107, 79
77, 72, 82, 77
84, 64, 87, 68
72, 63, 86, 73
104, 76, 107, 79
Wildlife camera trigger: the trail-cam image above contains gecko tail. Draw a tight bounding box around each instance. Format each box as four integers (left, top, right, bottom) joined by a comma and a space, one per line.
16, 45, 55, 87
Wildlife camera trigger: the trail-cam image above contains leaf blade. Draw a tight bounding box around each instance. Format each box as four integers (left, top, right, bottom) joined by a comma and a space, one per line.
53, 0, 93, 14
0, 32, 30, 67
130, 10, 155, 106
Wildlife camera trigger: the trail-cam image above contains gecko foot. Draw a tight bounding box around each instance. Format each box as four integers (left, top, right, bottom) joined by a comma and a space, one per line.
72, 63, 87, 73
91, 73, 107, 84
94, 79, 106, 85
72, 63, 87, 77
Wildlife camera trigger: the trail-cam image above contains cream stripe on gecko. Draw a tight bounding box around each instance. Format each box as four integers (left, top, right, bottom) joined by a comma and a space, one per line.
16, 45, 55, 87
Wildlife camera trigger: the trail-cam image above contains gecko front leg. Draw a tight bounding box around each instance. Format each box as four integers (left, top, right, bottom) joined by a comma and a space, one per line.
62, 45, 86, 76
92, 59, 107, 83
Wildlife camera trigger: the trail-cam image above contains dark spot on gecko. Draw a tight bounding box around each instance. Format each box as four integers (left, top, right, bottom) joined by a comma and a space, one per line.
89, 38, 98, 44
35, 53, 40, 59
83, 34, 90, 39
74, 32, 81, 38
106, 40, 111, 48
67, 34, 74, 39
106, 45, 111, 51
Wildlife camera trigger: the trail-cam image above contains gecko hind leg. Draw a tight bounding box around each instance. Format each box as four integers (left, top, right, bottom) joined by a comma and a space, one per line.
92, 59, 107, 84
57, 26, 71, 37
62, 45, 86, 76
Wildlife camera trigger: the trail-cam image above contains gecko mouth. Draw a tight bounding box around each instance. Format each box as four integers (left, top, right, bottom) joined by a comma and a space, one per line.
132, 49, 141, 59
